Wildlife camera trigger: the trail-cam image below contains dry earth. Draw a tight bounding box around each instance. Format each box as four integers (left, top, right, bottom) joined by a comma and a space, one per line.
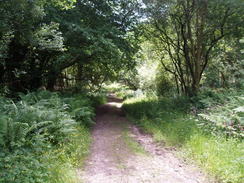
78, 95, 213, 183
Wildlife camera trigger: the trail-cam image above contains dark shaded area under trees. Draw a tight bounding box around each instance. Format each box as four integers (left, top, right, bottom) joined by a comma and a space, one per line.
0, 0, 140, 95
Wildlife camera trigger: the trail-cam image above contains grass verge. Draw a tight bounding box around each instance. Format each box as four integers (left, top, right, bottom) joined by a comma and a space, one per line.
123, 96, 244, 183
46, 125, 91, 183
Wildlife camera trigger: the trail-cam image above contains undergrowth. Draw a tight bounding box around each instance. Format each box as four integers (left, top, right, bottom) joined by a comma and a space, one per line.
123, 91, 244, 183
0, 91, 95, 183
103, 83, 137, 99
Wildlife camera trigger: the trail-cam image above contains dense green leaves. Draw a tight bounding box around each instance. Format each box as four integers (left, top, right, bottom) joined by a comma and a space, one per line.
140, 0, 244, 96
0, 0, 140, 93
0, 91, 94, 183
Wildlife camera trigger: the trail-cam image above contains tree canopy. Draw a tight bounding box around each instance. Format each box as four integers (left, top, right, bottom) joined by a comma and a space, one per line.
0, 0, 243, 96
0, 0, 141, 94
141, 0, 244, 96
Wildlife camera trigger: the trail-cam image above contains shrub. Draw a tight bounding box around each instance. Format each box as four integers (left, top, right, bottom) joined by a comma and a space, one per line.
0, 91, 93, 183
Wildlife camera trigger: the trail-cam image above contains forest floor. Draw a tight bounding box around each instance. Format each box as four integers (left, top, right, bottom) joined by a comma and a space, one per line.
78, 95, 213, 183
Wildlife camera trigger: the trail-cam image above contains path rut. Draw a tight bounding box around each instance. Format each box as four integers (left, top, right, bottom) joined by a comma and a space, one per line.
78, 95, 212, 183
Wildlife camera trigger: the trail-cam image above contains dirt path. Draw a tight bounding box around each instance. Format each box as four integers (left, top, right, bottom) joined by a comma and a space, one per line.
78, 95, 212, 183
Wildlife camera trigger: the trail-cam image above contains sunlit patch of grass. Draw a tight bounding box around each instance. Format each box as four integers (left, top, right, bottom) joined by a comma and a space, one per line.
185, 135, 244, 183
48, 162, 80, 183
123, 96, 244, 183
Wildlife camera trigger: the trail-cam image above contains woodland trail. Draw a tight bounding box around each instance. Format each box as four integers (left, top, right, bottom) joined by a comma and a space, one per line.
78, 95, 212, 183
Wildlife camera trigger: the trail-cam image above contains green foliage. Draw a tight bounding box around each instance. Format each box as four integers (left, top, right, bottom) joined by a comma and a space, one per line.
0, 0, 140, 92
0, 91, 93, 183
198, 98, 244, 138
204, 38, 244, 89
186, 89, 244, 138
123, 94, 244, 183
185, 134, 244, 183
104, 83, 136, 99
66, 94, 95, 127
0, 150, 50, 183
137, 0, 244, 96
33, 22, 64, 51
123, 95, 190, 119
155, 69, 176, 96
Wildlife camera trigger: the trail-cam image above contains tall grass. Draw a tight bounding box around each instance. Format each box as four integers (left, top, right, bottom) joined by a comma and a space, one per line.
123, 96, 244, 183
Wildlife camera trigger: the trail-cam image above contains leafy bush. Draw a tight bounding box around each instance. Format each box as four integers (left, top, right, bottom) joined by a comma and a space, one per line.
88, 93, 107, 107
0, 91, 93, 183
189, 89, 244, 138
198, 95, 244, 138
